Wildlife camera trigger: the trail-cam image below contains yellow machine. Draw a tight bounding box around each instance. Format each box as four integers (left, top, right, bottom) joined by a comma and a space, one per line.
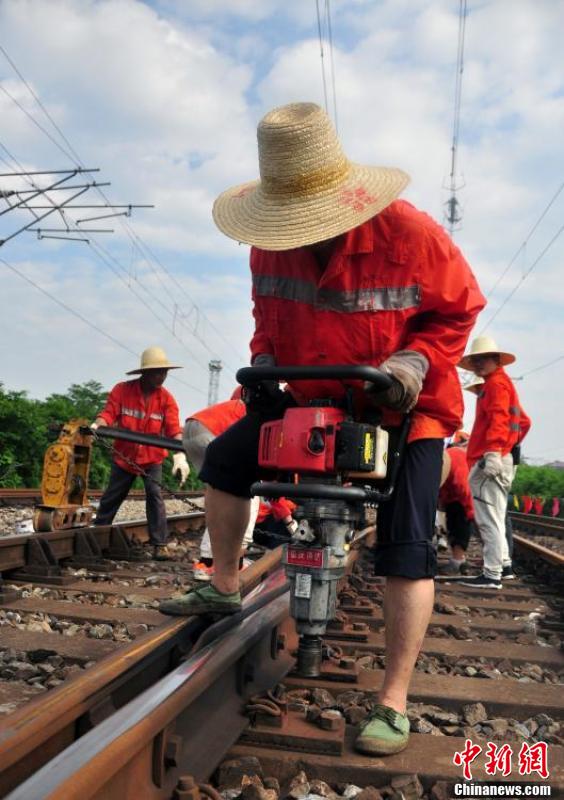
34, 419, 95, 532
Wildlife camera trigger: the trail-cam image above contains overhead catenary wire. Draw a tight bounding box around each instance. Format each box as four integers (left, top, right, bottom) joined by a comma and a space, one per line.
485, 181, 564, 301
0, 255, 205, 394
325, 0, 338, 134
0, 139, 213, 381
0, 42, 245, 371
315, 0, 329, 116
478, 221, 564, 334
0, 254, 206, 396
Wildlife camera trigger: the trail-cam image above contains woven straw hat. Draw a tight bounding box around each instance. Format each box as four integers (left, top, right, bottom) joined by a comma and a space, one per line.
459, 335, 515, 371
463, 376, 485, 395
212, 102, 410, 251
127, 346, 182, 375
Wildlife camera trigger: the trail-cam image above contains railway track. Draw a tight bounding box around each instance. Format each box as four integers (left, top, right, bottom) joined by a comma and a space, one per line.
0, 488, 203, 506
0, 513, 562, 798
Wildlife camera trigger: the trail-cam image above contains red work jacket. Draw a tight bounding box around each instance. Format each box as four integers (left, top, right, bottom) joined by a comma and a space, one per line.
188, 399, 246, 437
439, 446, 474, 520
466, 368, 531, 466
250, 200, 485, 441
99, 379, 182, 473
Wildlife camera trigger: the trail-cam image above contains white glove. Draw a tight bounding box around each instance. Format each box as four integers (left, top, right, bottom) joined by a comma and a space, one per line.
172, 452, 190, 486
482, 451, 503, 478
285, 518, 299, 535
90, 422, 99, 431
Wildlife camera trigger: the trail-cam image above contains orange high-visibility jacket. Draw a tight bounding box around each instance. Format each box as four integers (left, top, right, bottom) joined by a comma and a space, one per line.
98, 379, 182, 473
439, 446, 474, 520
250, 200, 486, 442
188, 398, 246, 437
466, 367, 531, 467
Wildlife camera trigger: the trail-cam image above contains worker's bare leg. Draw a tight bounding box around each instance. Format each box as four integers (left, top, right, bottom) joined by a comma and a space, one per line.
378, 576, 434, 713
206, 486, 250, 594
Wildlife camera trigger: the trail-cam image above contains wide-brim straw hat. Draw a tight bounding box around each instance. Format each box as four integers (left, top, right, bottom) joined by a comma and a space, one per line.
127, 346, 182, 375
463, 376, 485, 395
459, 335, 515, 371
212, 102, 410, 251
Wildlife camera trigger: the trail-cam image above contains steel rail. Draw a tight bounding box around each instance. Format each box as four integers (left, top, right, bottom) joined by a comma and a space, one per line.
0, 488, 203, 504
0, 547, 284, 797
512, 532, 564, 568
0, 513, 204, 572
6, 574, 291, 800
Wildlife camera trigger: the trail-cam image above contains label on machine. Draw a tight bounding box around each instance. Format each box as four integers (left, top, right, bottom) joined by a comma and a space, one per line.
294, 573, 313, 599
286, 547, 324, 568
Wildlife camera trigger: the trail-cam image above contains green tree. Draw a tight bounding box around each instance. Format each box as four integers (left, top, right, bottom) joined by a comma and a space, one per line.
512, 464, 564, 499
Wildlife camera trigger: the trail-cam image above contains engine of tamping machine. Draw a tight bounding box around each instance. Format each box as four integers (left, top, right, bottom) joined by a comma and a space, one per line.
284, 496, 361, 677
34, 418, 95, 532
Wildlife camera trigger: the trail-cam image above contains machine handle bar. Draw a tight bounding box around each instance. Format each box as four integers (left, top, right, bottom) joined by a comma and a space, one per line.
251, 481, 394, 504
236, 365, 392, 392
84, 425, 186, 452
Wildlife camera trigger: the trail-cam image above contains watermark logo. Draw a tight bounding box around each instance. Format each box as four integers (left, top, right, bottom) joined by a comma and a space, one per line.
453, 739, 550, 781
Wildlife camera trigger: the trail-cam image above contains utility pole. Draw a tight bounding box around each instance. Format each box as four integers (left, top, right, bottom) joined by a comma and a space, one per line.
208, 360, 222, 406
444, 0, 467, 235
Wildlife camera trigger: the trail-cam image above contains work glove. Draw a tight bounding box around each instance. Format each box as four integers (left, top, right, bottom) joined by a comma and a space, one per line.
172, 452, 190, 486
366, 350, 429, 414
90, 422, 99, 431
482, 451, 503, 478
285, 518, 299, 536
245, 353, 285, 414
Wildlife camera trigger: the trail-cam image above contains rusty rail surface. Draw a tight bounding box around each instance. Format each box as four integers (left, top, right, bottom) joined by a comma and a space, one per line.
2, 523, 564, 797
5, 570, 292, 800
0, 513, 204, 575
0, 547, 284, 797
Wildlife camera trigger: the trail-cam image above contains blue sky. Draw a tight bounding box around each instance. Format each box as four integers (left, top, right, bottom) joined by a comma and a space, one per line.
0, 0, 563, 462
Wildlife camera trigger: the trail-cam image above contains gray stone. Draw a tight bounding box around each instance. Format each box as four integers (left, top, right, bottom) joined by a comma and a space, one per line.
462, 702, 488, 726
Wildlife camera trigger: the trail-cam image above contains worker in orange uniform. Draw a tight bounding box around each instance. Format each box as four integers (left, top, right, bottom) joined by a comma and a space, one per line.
438, 432, 475, 575
459, 336, 531, 588
92, 347, 189, 559
184, 389, 258, 580
160, 102, 485, 756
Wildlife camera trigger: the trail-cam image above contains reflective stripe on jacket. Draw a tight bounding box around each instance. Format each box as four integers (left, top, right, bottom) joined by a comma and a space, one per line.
250, 200, 486, 441
98, 379, 181, 473
188, 399, 246, 437
439, 446, 474, 520
466, 367, 530, 467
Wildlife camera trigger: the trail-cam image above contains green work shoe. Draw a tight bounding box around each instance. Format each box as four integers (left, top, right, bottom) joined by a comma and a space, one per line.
354, 704, 410, 756
159, 584, 242, 617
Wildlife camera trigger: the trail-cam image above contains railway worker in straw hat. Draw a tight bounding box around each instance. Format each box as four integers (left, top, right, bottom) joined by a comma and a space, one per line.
159, 102, 486, 755
458, 336, 531, 589
91, 346, 190, 560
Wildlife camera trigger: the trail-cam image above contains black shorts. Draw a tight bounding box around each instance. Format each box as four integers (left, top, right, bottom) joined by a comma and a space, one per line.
201, 410, 443, 580
373, 438, 444, 580
445, 501, 473, 551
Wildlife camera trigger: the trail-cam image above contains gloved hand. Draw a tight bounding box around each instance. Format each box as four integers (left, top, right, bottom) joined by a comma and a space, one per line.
482, 451, 503, 478
285, 518, 299, 536
90, 418, 105, 432
172, 452, 190, 486
366, 351, 429, 413
245, 353, 284, 414
90, 422, 99, 431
